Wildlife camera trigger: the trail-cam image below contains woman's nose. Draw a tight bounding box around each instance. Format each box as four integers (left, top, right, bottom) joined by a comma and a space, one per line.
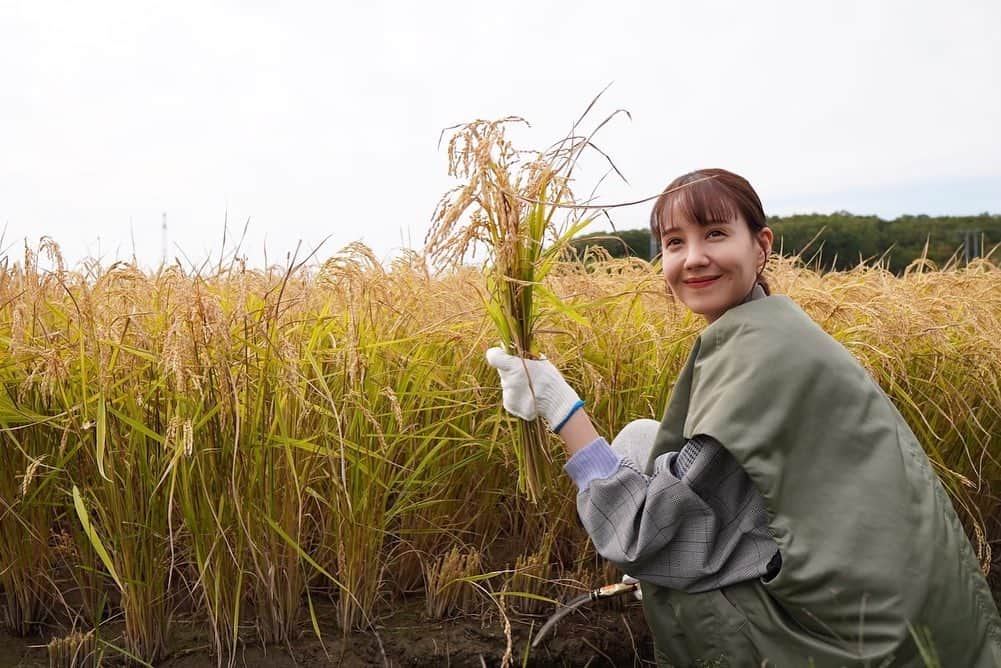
683, 243, 710, 269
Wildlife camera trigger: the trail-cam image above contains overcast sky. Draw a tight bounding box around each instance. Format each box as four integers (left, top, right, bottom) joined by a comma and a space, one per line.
2, 1, 999, 269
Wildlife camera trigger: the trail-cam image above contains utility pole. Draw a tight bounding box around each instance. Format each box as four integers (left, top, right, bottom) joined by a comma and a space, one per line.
963, 230, 981, 265
161, 212, 168, 267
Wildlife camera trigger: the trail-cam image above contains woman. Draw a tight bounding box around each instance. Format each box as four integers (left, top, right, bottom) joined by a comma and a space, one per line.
485, 169, 1001, 666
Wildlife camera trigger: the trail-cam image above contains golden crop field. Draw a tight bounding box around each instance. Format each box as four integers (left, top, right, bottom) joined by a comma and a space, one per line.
0, 239, 998, 665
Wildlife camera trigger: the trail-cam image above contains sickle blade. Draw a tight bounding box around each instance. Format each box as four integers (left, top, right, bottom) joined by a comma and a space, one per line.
530, 582, 638, 648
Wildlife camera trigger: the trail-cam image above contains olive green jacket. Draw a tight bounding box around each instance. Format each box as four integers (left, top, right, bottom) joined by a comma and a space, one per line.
642, 294, 1001, 667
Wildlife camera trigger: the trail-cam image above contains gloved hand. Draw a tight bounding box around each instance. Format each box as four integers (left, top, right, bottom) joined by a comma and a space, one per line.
622, 574, 643, 601
485, 346, 584, 432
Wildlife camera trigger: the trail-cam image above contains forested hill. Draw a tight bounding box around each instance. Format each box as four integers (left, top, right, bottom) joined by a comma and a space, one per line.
570, 212, 1001, 274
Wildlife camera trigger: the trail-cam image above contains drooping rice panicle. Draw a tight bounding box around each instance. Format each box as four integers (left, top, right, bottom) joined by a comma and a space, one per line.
0, 205, 996, 661
425, 118, 595, 501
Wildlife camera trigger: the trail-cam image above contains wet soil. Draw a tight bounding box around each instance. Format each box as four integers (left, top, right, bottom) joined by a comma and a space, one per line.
1, 597, 654, 667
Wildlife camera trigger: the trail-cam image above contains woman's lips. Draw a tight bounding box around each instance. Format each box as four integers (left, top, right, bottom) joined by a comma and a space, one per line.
684, 276, 720, 288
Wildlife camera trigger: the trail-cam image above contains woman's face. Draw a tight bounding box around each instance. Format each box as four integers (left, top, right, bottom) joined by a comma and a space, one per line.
660, 212, 773, 323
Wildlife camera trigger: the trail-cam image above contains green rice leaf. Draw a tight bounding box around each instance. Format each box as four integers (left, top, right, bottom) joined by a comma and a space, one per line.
95, 394, 110, 482
532, 284, 589, 326
72, 485, 124, 592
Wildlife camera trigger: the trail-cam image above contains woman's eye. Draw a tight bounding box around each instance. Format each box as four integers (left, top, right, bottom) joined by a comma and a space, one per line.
664, 238, 682, 247
708, 230, 725, 238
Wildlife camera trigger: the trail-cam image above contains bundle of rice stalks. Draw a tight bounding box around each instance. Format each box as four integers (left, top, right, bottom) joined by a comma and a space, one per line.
423, 545, 482, 619
425, 113, 618, 500
46, 629, 99, 668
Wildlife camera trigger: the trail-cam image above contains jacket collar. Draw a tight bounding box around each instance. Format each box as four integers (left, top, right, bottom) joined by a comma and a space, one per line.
741, 283, 767, 304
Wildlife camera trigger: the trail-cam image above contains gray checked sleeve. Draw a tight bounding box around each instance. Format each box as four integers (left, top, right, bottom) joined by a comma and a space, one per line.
571, 435, 779, 593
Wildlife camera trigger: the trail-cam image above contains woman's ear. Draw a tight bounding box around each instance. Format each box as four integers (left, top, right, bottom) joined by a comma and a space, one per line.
757, 227, 774, 259
756, 227, 774, 272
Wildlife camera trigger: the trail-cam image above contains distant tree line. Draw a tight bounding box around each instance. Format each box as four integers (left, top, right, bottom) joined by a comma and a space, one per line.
569, 212, 1001, 273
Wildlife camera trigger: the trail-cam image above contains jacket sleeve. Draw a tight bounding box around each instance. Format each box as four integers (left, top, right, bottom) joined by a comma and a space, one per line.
567, 435, 777, 592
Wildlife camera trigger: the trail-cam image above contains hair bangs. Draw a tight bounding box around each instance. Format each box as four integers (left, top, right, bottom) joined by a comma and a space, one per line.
651, 173, 740, 235
649, 167, 772, 293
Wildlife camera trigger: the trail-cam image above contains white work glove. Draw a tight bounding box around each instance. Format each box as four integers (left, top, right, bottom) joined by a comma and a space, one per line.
622, 574, 643, 601
484, 346, 583, 432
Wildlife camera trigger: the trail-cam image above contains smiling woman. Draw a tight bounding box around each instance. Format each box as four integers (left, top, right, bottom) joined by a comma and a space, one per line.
485, 167, 1001, 666
652, 169, 774, 322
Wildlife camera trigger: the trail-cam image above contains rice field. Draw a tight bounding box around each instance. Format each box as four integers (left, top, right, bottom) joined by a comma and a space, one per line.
0, 237, 998, 665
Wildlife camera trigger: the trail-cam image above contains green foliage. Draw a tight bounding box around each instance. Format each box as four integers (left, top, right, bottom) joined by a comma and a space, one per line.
769, 211, 1001, 273
572, 213, 1001, 272
570, 228, 654, 260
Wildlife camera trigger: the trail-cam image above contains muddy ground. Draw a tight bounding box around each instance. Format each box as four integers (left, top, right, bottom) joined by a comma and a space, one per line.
0, 597, 654, 667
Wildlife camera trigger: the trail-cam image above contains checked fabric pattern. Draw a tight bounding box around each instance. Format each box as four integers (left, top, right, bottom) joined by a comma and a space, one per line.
671, 438, 703, 478
577, 435, 779, 592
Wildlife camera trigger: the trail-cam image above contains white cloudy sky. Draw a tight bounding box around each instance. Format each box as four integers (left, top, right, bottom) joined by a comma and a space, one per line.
1, 0, 999, 269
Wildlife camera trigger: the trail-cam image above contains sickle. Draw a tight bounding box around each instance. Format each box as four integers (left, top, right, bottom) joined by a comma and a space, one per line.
531, 581, 638, 648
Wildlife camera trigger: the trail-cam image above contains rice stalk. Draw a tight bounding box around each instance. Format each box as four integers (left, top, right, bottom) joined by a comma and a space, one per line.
425, 117, 600, 501
46, 629, 100, 668
0, 234, 996, 655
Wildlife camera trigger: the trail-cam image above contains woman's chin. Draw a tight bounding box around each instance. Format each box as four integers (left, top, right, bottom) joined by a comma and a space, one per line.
683, 298, 731, 324
684, 308, 716, 323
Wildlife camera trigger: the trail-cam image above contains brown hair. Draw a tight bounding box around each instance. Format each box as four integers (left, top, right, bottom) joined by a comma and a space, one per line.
649, 168, 772, 294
